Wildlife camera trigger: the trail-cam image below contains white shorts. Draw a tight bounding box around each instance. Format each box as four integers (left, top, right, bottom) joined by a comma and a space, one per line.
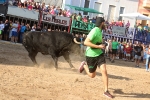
126, 53, 130, 57
135, 55, 141, 60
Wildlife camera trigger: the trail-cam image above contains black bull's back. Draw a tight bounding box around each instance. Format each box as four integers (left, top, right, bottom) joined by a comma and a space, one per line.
22, 31, 81, 69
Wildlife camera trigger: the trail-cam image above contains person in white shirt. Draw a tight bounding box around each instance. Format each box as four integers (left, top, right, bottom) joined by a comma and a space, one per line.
0, 21, 4, 40
11, 20, 18, 43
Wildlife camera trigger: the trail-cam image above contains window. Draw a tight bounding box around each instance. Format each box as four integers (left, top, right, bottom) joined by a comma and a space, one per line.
84, 0, 90, 15
107, 5, 116, 22
119, 7, 125, 21
93, 2, 101, 18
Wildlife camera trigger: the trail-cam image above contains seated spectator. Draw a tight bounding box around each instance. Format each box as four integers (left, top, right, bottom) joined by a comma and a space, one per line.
28, 2, 33, 10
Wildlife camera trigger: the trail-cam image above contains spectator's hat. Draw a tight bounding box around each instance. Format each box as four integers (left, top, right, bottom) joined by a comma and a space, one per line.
95, 17, 105, 27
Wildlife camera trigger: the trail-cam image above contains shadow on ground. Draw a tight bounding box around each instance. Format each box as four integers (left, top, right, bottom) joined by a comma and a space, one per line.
113, 89, 150, 99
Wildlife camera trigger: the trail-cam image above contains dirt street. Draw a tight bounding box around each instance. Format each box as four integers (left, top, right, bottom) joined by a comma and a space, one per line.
0, 41, 150, 100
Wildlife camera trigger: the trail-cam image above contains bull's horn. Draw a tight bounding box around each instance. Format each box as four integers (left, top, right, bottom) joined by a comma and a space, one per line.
73, 38, 81, 44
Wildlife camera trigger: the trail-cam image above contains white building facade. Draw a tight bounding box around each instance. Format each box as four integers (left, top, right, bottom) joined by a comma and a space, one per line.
63, 0, 139, 27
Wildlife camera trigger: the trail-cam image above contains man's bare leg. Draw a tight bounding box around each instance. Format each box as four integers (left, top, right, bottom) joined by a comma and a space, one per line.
83, 64, 96, 78
100, 64, 108, 92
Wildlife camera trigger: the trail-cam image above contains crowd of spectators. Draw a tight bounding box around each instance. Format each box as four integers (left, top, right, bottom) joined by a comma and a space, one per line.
105, 37, 150, 72
0, 19, 69, 43
8, 0, 71, 17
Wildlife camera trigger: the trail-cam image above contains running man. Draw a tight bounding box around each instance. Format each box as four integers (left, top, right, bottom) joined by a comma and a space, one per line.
78, 17, 113, 99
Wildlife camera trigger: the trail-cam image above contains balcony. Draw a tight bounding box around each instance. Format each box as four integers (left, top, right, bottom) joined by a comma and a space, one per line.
143, 0, 150, 9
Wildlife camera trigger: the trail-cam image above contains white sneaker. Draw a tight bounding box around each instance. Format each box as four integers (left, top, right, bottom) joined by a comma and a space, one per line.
146, 69, 149, 72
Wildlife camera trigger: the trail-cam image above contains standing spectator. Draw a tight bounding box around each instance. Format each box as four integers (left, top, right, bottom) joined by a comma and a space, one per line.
3, 20, 10, 41
22, 1, 27, 8
0, 21, 4, 40
122, 20, 125, 27
144, 24, 149, 31
66, 9, 71, 17
92, 17, 96, 23
32, 2, 37, 10
28, 2, 33, 10
124, 43, 132, 61
20, 22, 26, 43
17, 21, 21, 42
143, 44, 147, 65
11, 20, 18, 43
50, 5, 55, 15
76, 13, 82, 21
9, 20, 13, 41
42, 26, 48, 32
31, 24, 36, 31
111, 38, 119, 63
36, 25, 41, 31
145, 44, 150, 72
73, 33, 81, 44
18, 1, 22, 8
13, 0, 19, 6
107, 39, 112, 61
126, 20, 130, 28
25, 23, 31, 32
134, 42, 143, 67
83, 16, 88, 23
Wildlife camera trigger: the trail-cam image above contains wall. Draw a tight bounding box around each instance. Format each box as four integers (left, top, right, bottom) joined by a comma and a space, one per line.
138, 0, 150, 26
63, 0, 139, 27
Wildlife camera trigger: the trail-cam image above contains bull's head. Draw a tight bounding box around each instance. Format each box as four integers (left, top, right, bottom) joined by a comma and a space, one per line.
70, 40, 84, 56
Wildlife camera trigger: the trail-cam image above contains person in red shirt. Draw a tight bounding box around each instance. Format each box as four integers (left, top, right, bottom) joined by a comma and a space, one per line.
125, 43, 132, 61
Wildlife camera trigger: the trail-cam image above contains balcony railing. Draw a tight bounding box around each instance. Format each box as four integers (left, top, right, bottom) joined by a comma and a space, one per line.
143, 0, 150, 8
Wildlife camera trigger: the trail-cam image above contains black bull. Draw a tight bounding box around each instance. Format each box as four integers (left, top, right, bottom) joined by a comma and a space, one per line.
22, 31, 81, 69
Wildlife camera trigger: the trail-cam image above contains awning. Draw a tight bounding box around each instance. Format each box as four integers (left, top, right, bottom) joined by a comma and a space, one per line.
65, 4, 103, 14
120, 13, 150, 20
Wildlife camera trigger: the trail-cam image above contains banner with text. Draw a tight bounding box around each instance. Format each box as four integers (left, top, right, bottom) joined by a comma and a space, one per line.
112, 26, 126, 36
42, 14, 70, 26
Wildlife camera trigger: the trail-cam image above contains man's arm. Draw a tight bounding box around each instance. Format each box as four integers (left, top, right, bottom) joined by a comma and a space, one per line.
84, 37, 105, 49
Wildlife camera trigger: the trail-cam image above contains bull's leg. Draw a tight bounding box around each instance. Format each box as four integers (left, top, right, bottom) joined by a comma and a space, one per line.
48, 48, 58, 69
28, 50, 38, 66
63, 52, 75, 69
52, 56, 58, 69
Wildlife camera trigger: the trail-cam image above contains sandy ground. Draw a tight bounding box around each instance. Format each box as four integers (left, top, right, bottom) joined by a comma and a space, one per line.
0, 40, 150, 100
